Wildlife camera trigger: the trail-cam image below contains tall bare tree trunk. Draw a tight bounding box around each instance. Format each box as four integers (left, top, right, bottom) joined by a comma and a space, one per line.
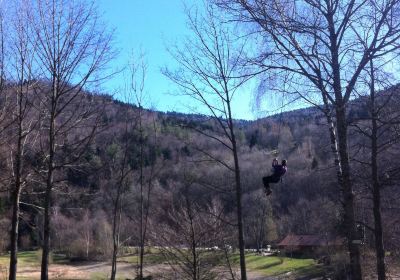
137, 108, 155, 280
110, 108, 131, 280
110, 194, 122, 280
9, 144, 22, 280
187, 196, 198, 280
233, 144, 246, 280
9, 83, 25, 280
323, 93, 362, 277
138, 107, 144, 280
370, 63, 386, 280
110, 127, 129, 280
335, 106, 362, 280
323, 93, 363, 278
227, 99, 246, 280
328, 7, 362, 274
41, 87, 56, 280
9, 181, 21, 280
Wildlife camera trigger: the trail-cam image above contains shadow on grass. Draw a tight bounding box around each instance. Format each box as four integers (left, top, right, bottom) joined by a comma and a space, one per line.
254, 259, 283, 270
286, 264, 327, 279
242, 255, 328, 279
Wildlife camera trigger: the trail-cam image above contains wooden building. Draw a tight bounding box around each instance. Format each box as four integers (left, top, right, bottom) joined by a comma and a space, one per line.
278, 234, 343, 257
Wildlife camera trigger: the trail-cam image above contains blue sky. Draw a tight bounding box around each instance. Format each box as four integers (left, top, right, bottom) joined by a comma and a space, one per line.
97, 0, 261, 120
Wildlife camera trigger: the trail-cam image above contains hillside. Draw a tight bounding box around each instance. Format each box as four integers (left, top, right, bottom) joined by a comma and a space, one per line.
0, 86, 399, 273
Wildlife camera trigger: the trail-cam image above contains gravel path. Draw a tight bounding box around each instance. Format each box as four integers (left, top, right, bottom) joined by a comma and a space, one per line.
4, 260, 399, 279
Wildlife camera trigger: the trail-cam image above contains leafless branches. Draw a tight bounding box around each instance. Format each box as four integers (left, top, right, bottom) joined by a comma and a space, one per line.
21, 1, 115, 279
214, 1, 400, 278
163, 3, 252, 279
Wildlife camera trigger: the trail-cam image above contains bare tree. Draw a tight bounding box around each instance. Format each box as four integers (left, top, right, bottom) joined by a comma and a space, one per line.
82, 209, 92, 259
127, 53, 148, 280
157, 179, 229, 280
214, 1, 400, 278
163, 3, 251, 279
26, 1, 114, 279
129, 55, 158, 280
243, 191, 274, 252
108, 107, 135, 280
351, 58, 400, 279
364, 63, 388, 280
7, 2, 38, 279
108, 53, 160, 280
348, 11, 400, 278
108, 54, 150, 280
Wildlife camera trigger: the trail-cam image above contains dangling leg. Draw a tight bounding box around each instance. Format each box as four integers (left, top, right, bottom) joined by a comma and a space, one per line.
262, 176, 272, 196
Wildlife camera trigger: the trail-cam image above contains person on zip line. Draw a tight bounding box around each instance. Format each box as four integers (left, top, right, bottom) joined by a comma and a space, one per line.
262, 158, 287, 196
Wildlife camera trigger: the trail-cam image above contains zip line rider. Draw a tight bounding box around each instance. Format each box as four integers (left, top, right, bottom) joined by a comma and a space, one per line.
263, 158, 287, 196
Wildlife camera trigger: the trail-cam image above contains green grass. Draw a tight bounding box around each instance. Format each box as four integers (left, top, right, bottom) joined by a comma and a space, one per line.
0, 252, 110, 280
0, 252, 40, 280
120, 251, 325, 278
118, 252, 167, 265
0, 251, 69, 267
0, 251, 39, 266
231, 254, 324, 277
0, 250, 164, 267
0, 250, 325, 279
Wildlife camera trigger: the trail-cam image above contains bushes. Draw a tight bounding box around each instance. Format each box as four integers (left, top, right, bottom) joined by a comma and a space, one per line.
51, 211, 112, 260
0, 218, 10, 253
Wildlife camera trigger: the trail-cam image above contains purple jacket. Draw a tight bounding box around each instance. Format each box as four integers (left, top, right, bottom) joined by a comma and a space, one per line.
273, 164, 287, 177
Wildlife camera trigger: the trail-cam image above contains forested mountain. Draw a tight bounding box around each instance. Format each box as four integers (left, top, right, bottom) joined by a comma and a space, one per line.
2, 0, 400, 279
1, 85, 398, 261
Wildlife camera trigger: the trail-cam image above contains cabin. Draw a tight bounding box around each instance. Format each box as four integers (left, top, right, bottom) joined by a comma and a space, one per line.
277, 234, 343, 257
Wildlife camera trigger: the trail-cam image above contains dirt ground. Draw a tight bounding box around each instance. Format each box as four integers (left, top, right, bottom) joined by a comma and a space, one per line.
0, 262, 134, 279
1, 259, 399, 279
1, 261, 269, 280
13, 262, 171, 279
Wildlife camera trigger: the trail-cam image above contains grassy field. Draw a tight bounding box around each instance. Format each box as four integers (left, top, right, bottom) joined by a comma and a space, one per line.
0, 251, 71, 266
118, 253, 166, 265
0, 251, 103, 280
0, 251, 39, 266
0, 251, 167, 280
0, 250, 325, 279
231, 253, 324, 278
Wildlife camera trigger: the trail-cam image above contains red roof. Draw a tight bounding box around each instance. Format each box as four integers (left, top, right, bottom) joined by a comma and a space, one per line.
278, 234, 343, 247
